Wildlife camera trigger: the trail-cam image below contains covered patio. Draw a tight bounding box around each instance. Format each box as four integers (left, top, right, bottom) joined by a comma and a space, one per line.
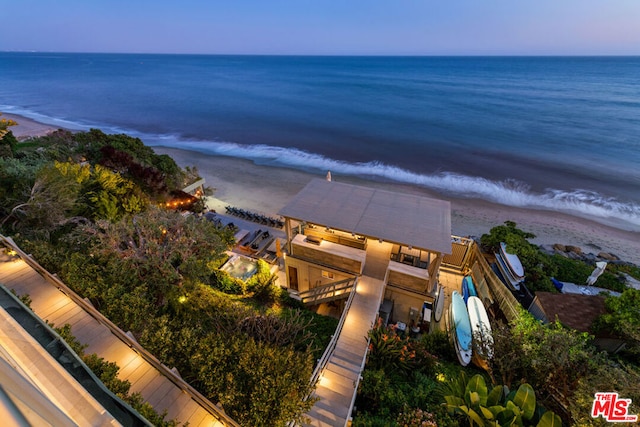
279, 178, 452, 293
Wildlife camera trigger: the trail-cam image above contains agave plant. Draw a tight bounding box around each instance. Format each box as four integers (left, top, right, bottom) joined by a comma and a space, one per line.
441, 372, 562, 427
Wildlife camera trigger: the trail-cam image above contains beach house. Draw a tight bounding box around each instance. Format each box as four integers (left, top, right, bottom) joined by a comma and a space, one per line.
278, 178, 453, 328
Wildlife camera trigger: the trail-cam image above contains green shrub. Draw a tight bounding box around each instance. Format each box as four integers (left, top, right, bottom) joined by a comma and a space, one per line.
420, 330, 457, 362
246, 259, 281, 303
441, 372, 563, 427
54, 324, 178, 426
274, 307, 338, 358
209, 269, 246, 294
547, 254, 626, 292
481, 221, 558, 293
83, 353, 132, 397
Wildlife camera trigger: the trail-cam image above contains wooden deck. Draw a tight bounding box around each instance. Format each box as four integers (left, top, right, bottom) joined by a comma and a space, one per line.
0, 238, 238, 427
303, 241, 391, 426
0, 304, 122, 426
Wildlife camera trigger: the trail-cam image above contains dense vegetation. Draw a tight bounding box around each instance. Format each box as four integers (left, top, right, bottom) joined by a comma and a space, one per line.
354, 222, 640, 426
55, 324, 179, 427
4, 124, 638, 426
352, 324, 458, 426
1, 127, 337, 426
354, 308, 640, 426
441, 372, 562, 426
480, 220, 639, 293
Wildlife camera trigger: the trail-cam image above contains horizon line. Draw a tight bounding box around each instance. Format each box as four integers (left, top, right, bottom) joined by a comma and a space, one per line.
2, 50, 640, 58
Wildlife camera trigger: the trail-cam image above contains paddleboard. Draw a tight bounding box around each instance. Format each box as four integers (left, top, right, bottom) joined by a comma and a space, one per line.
500, 242, 525, 278
467, 296, 493, 368
494, 251, 522, 291
450, 291, 472, 366
461, 275, 477, 304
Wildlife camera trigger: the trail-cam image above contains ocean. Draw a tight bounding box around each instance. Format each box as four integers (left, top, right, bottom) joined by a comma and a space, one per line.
1, 53, 639, 230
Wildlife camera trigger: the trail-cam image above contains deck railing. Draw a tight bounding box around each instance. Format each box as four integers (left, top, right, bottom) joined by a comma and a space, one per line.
0, 284, 153, 427
290, 277, 360, 426
0, 235, 240, 427
298, 277, 356, 305
308, 277, 358, 386
442, 235, 474, 270
345, 330, 372, 427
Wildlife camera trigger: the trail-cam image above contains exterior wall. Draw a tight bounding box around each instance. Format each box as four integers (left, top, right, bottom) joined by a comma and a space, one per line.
290, 234, 365, 275
182, 178, 206, 196
284, 256, 352, 293
383, 284, 433, 328
427, 255, 443, 293
293, 243, 363, 274
387, 262, 430, 293
594, 337, 626, 354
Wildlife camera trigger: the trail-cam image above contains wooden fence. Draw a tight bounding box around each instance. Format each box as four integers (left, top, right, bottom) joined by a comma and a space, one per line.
467, 244, 521, 322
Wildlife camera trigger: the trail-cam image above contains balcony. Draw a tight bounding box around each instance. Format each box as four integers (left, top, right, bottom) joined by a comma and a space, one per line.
290, 233, 366, 275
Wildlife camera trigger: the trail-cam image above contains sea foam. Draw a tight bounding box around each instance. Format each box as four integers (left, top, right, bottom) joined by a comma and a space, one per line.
4, 106, 639, 232
148, 137, 640, 232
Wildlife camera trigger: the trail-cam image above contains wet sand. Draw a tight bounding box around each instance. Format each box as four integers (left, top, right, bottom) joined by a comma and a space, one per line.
1, 113, 64, 140
154, 146, 640, 266
5, 112, 639, 265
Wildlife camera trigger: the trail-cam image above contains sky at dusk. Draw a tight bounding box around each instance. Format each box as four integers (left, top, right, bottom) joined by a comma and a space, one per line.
2, 0, 640, 55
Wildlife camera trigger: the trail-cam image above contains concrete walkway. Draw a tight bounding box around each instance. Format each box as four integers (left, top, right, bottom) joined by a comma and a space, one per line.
304, 241, 391, 426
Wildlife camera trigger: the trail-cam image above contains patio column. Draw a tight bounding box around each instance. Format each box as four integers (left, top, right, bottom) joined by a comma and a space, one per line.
428, 253, 443, 293
284, 217, 293, 254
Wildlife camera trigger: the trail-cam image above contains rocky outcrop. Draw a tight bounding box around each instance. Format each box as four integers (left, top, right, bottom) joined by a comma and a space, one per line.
597, 252, 620, 262
539, 243, 640, 289
539, 244, 628, 267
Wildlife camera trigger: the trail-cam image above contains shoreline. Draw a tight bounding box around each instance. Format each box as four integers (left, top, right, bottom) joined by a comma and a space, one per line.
4, 111, 639, 265
154, 146, 640, 266
1, 112, 65, 140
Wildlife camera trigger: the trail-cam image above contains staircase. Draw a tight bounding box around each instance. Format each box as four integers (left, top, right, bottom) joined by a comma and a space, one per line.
297, 278, 356, 306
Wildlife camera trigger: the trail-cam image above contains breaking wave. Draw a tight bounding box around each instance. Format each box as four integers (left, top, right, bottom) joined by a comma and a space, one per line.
4, 106, 639, 231
148, 138, 640, 231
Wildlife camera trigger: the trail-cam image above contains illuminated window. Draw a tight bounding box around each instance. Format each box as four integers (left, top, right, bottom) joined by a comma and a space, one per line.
322, 270, 334, 279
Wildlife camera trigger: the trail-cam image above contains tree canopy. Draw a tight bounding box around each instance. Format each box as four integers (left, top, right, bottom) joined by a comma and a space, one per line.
593, 288, 640, 359
2, 129, 334, 426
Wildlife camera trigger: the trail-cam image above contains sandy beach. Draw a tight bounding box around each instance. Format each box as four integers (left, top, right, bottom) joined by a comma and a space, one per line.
154, 146, 640, 266
1, 113, 63, 140
4, 112, 639, 265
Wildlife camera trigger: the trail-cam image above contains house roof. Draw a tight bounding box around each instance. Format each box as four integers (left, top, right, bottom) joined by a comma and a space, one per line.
534, 292, 607, 332
278, 178, 452, 254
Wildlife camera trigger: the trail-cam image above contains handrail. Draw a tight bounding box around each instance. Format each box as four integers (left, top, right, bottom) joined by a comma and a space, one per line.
308, 277, 358, 386
442, 235, 474, 271
0, 284, 154, 427
346, 330, 372, 427
289, 276, 359, 427
298, 277, 355, 305
0, 235, 240, 427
